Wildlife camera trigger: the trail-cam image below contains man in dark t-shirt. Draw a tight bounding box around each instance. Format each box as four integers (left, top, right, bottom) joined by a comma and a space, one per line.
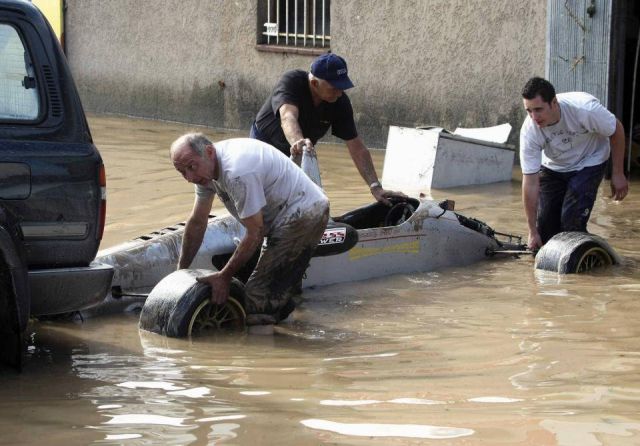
252, 53, 405, 206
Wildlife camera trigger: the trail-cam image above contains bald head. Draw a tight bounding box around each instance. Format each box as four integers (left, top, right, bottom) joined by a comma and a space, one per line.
170, 132, 216, 185
170, 132, 212, 159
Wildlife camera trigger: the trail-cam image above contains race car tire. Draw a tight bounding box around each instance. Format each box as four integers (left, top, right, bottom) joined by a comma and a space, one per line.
534, 232, 620, 274
139, 269, 246, 337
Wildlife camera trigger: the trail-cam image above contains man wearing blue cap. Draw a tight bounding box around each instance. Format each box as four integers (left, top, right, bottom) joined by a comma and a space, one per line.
251, 53, 405, 205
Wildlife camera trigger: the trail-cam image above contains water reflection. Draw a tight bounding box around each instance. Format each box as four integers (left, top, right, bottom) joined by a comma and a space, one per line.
0, 114, 638, 445
300, 418, 475, 439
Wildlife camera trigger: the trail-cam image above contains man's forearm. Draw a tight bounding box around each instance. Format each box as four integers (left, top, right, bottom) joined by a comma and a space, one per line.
346, 137, 379, 185
353, 150, 379, 185
178, 217, 208, 269
522, 174, 539, 232
219, 231, 263, 279
610, 120, 626, 176
281, 114, 305, 146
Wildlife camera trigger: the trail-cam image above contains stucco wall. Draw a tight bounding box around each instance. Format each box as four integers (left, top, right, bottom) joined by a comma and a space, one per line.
65, 0, 546, 148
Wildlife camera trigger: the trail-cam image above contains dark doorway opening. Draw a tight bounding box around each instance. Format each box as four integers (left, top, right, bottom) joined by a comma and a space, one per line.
611, 0, 640, 171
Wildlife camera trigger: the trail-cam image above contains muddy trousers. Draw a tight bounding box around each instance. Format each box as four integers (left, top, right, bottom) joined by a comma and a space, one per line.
537, 162, 606, 244
244, 202, 330, 326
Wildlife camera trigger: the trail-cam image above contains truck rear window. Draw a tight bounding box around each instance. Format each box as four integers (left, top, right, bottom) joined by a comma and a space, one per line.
0, 23, 40, 121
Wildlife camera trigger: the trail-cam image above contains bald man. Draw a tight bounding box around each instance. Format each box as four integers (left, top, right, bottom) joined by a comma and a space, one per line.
170, 133, 329, 332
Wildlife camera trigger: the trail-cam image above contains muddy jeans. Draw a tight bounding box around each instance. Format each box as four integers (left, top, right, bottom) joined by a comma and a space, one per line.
537, 162, 606, 244
244, 201, 330, 326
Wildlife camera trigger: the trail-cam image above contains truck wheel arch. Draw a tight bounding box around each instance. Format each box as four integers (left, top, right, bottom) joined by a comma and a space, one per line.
0, 211, 31, 370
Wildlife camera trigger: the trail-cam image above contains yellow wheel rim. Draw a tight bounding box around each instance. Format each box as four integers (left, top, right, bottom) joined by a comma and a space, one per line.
575, 246, 613, 273
188, 296, 246, 336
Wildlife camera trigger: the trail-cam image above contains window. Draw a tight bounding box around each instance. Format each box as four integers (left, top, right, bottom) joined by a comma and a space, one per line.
0, 24, 40, 121
259, 0, 331, 49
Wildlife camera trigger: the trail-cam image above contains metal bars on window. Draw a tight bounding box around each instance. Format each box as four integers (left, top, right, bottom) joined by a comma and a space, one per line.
263, 0, 330, 48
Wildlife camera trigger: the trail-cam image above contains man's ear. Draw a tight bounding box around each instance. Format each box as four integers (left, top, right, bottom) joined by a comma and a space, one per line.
205, 144, 214, 158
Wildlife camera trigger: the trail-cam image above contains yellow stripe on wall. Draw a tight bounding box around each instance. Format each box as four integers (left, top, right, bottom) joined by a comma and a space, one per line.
31, 0, 64, 42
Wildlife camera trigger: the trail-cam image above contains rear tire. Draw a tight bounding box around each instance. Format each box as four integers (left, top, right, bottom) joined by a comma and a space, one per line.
535, 232, 620, 274
0, 261, 23, 370
139, 269, 246, 337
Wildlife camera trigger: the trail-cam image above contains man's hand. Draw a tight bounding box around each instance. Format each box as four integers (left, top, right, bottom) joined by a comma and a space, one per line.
371, 186, 408, 206
290, 138, 314, 158
610, 172, 629, 201
196, 272, 232, 305
198, 212, 263, 305
527, 230, 543, 251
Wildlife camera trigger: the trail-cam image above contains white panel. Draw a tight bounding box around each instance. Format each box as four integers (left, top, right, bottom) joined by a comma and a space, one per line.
382, 126, 438, 195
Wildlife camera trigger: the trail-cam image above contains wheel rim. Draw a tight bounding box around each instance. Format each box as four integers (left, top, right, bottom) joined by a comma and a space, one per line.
188, 297, 246, 336
575, 246, 613, 273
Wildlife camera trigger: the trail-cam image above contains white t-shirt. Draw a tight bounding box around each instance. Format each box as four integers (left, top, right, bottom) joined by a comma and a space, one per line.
195, 138, 328, 234
519, 92, 616, 174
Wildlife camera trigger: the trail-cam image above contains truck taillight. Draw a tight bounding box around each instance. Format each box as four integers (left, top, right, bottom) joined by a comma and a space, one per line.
98, 164, 106, 240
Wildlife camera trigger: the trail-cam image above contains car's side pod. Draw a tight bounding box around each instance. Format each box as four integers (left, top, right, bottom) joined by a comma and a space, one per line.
313, 220, 359, 257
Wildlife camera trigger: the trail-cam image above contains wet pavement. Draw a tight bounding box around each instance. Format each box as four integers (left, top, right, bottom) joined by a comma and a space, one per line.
0, 114, 639, 445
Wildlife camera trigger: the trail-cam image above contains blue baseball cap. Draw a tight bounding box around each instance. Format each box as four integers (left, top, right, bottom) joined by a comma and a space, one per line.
310, 53, 354, 90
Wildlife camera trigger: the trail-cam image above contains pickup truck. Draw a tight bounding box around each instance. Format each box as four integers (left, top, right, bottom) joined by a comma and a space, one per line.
0, 0, 113, 369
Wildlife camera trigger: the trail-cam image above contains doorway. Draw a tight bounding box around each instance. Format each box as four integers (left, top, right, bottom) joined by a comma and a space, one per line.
610, 0, 640, 171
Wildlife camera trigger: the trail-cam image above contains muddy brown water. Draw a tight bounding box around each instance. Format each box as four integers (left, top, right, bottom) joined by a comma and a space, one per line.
1, 114, 639, 445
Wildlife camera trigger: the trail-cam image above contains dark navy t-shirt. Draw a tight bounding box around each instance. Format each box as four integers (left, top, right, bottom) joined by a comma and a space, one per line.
254, 69, 358, 155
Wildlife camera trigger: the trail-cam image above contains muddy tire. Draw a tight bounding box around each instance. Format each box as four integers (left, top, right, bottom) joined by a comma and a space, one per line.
139, 269, 246, 337
535, 232, 620, 274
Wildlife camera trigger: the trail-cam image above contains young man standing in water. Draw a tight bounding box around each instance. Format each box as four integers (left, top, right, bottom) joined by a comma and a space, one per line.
170, 133, 329, 333
519, 77, 629, 250
251, 52, 405, 206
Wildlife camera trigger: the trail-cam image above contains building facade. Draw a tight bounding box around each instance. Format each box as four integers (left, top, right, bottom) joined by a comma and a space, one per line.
66, 0, 635, 149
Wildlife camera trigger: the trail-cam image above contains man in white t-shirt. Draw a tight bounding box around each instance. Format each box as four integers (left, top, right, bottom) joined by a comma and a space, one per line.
170, 133, 330, 331
519, 77, 629, 250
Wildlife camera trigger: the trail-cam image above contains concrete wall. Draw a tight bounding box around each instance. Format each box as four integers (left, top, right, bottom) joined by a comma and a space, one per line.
65, 0, 546, 148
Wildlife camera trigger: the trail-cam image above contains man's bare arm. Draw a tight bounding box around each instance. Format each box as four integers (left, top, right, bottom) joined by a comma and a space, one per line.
345, 136, 407, 205
219, 212, 264, 280
609, 119, 629, 201
522, 173, 542, 249
344, 136, 378, 184
178, 194, 214, 269
279, 103, 313, 161
197, 212, 265, 304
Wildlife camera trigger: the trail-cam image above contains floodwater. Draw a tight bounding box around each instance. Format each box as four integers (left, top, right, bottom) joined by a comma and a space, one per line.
1, 114, 639, 445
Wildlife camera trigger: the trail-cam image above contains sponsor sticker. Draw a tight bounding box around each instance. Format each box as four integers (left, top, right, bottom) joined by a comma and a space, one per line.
320, 227, 347, 245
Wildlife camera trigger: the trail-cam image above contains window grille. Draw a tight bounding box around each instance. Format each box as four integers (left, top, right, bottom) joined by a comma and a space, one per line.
261, 0, 330, 48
